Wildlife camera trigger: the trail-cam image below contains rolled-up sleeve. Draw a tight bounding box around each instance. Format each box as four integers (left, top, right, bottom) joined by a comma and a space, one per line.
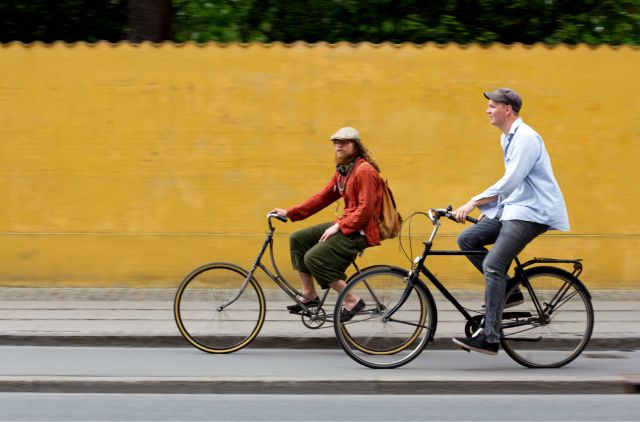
286, 175, 341, 222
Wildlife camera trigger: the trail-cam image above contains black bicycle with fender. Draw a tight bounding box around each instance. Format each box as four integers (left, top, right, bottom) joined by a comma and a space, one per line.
332, 206, 594, 369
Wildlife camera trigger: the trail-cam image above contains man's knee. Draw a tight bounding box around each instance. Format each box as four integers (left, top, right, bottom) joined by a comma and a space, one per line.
482, 255, 508, 278
303, 250, 336, 288
289, 230, 305, 250
303, 249, 321, 273
457, 230, 477, 250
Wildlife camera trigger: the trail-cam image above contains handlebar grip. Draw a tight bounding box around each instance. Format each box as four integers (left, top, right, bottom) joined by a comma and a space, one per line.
268, 213, 288, 223
429, 208, 479, 225
444, 211, 478, 224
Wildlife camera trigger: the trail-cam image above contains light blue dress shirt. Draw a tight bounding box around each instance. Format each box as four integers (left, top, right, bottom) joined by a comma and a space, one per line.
473, 118, 570, 231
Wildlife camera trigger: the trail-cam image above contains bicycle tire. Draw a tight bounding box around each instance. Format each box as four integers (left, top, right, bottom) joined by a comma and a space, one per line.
334, 267, 437, 369
501, 266, 593, 368
174, 262, 266, 353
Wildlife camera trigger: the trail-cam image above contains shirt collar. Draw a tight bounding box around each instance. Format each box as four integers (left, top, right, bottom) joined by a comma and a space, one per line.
509, 117, 523, 135
502, 117, 523, 146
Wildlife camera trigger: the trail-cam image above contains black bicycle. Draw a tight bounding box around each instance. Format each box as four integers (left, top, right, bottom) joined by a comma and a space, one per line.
333, 207, 594, 369
174, 213, 377, 353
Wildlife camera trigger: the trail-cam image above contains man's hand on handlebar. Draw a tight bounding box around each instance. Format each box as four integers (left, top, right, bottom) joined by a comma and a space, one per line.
269, 208, 288, 218
452, 200, 477, 224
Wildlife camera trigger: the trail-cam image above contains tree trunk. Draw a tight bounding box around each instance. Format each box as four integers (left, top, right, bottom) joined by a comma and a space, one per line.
128, 0, 172, 43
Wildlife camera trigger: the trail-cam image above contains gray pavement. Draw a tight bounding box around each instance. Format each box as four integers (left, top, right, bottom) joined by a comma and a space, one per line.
1, 346, 639, 394
0, 287, 638, 349
0, 287, 639, 394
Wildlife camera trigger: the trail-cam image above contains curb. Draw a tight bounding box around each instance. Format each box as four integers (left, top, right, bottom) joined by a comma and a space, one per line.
1, 335, 639, 350
0, 377, 632, 395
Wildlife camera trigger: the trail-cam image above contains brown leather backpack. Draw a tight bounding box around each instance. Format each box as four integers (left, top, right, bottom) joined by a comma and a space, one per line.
378, 178, 402, 240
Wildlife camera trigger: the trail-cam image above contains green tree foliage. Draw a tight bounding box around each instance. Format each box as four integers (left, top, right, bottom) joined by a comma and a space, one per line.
0, 0, 128, 43
1, 0, 638, 45
173, 0, 639, 45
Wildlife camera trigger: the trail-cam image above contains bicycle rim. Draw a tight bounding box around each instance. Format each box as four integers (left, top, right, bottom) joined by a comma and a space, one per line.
501, 268, 593, 368
174, 263, 266, 353
334, 268, 435, 369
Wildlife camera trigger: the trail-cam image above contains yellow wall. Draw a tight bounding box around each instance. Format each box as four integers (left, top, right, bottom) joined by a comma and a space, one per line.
1, 42, 638, 289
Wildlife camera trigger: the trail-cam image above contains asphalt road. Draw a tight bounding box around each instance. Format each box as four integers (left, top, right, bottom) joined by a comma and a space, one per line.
1, 393, 639, 421
1, 346, 639, 394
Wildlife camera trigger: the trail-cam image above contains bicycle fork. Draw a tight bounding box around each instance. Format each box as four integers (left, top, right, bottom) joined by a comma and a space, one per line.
217, 230, 273, 311
380, 249, 430, 325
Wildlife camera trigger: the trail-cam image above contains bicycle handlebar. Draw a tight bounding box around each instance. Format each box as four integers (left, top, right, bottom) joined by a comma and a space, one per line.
267, 213, 288, 223
267, 212, 288, 231
428, 206, 478, 225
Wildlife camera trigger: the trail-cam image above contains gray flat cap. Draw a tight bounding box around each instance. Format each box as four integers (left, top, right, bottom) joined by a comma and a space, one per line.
484, 88, 523, 113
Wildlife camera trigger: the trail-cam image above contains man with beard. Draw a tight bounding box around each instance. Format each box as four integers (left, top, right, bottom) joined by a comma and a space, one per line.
270, 127, 382, 322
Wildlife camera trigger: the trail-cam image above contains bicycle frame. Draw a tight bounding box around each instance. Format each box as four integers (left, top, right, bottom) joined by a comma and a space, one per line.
220, 215, 361, 314
382, 240, 489, 325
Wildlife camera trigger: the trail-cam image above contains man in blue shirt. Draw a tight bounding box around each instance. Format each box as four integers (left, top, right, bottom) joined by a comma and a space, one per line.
452, 88, 569, 355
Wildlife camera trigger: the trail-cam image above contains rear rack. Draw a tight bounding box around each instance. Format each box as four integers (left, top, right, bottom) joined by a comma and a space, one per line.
521, 257, 583, 278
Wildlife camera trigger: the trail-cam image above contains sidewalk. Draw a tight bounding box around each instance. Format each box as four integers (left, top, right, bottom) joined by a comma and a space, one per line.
0, 287, 638, 350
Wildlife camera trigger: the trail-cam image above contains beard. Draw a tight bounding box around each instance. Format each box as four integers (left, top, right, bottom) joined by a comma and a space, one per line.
335, 150, 359, 165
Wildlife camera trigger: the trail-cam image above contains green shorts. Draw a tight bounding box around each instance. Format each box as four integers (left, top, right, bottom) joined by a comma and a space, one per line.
289, 222, 368, 289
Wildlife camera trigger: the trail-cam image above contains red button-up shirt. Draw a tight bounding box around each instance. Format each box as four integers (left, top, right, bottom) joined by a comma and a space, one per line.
287, 157, 382, 246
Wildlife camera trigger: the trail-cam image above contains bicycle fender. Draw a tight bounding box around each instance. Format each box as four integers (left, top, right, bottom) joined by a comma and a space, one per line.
512, 265, 591, 300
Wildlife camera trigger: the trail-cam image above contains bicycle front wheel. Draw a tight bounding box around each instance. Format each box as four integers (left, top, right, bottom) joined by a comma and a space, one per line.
501, 266, 593, 368
334, 267, 436, 369
174, 263, 266, 353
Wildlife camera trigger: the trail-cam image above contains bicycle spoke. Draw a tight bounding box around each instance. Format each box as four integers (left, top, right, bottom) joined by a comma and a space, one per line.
503, 324, 540, 338
546, 289, 580, 315
386, 318, 432, 330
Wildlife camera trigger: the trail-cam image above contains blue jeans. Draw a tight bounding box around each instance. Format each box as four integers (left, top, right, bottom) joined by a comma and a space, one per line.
457, 214, 548, 343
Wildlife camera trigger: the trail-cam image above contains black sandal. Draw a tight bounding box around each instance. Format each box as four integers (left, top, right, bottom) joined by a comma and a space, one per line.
340, 299, 366, 322
287, 297, 320, 314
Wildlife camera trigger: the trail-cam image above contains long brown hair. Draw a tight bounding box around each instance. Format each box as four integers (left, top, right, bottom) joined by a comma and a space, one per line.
354, 139, 381, 172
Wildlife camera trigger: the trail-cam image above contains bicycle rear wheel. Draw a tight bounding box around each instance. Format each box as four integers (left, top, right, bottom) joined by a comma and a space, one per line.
501, 266, 593, 368
174, 263, 266, 353
334, 267, 436, 369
